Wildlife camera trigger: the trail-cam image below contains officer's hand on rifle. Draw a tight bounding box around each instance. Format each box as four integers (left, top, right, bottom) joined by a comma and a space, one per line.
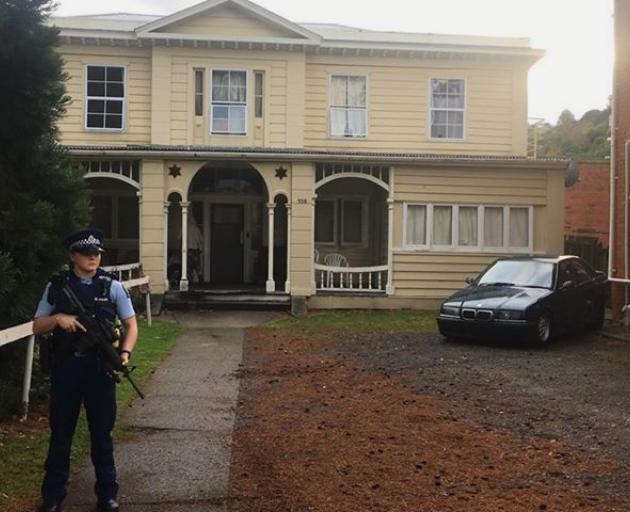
119, 351, 131, 367
55, 313, 87, 333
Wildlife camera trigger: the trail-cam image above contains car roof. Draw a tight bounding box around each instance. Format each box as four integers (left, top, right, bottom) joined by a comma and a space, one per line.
494, 255, 579, 264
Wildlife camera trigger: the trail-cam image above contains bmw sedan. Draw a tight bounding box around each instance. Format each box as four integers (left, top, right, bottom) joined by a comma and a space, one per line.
436, 256, 608, 344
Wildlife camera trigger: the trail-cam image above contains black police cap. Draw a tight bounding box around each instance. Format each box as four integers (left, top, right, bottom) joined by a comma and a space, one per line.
64, 228, 106, 253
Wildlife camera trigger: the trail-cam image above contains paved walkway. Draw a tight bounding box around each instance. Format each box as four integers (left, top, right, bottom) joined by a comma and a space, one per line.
65, 311, 282, 512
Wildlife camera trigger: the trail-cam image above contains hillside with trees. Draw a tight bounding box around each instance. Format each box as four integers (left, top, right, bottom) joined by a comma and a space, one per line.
529, 108, 611, 161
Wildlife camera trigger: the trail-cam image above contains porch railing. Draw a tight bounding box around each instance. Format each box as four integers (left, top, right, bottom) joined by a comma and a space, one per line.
314, 263, 388, 293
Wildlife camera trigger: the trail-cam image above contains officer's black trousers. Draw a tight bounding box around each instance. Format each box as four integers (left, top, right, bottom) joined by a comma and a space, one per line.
42, 353, 118, 505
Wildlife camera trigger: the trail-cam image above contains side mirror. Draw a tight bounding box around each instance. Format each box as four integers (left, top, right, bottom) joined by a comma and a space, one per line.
594, 270, 606, 279
560, 280, 575, 291
465, 277, 476, 285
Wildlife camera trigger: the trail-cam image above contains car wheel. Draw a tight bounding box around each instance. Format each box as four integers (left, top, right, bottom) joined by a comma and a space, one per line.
534, 313, 552, 345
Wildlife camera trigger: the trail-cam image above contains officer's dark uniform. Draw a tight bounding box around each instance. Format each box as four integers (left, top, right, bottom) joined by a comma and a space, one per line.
35, 229, 135, 512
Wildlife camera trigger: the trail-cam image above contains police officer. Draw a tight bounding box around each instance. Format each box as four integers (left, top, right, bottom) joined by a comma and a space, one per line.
33, 228, 138, 512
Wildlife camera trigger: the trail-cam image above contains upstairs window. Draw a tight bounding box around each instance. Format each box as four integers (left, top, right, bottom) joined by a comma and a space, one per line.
430, 78, 465, 140
194, 69, 204, 116
211, 70, 247, 135
330, 75, 367, 138
254, 71, 264, 118
86, 65, 125, 131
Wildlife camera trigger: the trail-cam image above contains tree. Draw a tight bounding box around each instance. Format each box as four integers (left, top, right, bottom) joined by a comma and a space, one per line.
0, 0, 90, 416
531, 107, 611, 161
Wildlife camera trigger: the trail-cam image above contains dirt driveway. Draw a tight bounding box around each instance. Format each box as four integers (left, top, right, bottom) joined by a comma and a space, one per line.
228, 324, 630, 512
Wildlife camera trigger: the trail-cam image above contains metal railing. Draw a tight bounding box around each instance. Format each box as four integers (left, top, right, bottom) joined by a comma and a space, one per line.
0, 263, 151, 420
314, 263, 388, 293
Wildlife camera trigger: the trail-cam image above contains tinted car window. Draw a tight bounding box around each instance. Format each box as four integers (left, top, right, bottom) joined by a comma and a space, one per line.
573, 260, 593, 284
477, 260, 554, 288
557, 262, 575, 287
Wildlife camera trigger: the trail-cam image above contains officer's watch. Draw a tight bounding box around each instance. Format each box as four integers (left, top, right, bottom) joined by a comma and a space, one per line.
120, 349, 132, 359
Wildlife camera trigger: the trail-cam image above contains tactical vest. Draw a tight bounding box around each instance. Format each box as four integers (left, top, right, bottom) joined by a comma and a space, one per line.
47, 268, 118, 356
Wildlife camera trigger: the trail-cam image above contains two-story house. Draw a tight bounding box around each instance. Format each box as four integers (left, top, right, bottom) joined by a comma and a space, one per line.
51, 0, 566, 311
610, 0, 630, 317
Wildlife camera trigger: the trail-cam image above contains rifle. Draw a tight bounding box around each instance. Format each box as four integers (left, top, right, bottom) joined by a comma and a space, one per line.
59, 283, 145, 400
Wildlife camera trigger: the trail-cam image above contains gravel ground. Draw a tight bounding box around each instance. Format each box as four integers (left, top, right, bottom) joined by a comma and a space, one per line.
229, 328, 630, 511
339, 331, 630, 468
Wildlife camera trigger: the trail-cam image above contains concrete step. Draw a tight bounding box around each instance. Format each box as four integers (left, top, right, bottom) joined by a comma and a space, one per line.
163, 292, 291, 311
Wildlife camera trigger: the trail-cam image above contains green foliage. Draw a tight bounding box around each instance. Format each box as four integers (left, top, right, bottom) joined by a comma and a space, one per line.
0, 0, 90, 416
529, 108, 611, 161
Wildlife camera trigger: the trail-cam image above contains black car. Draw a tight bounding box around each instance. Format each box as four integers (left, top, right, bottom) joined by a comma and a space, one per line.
436, 256, 608, 344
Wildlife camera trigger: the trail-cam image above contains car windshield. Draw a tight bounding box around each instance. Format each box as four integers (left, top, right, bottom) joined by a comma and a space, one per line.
477, 260, 554, 289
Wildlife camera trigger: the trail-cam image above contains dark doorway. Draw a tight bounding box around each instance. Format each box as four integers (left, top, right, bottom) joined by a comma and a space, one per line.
211, 204, 244, 284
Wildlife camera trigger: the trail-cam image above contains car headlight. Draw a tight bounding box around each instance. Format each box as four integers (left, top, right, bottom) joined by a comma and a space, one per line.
496, 310, 524, 321
440, 304, 460, 317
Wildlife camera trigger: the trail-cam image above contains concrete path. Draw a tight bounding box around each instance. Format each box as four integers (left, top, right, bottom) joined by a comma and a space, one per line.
65, 310, 283, 512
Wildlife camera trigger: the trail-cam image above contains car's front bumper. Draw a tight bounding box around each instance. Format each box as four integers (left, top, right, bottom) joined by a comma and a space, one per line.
437, 315, 535, 341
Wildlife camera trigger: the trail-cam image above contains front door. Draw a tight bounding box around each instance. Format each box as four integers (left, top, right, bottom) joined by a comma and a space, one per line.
210, 204, 244, 284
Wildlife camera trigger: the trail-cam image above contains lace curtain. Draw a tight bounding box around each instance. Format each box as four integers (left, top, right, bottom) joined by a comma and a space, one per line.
406, 205, 426, 245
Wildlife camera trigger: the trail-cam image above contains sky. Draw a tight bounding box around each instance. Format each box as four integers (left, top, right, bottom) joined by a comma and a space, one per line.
53, 0, 615, 125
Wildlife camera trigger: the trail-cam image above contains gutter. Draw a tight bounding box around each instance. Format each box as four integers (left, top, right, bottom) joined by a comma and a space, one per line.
64, 147, 569, 170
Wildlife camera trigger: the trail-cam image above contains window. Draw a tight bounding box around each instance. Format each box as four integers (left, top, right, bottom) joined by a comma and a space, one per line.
509, 207, 529, 248
458, 206, 478, 247
117, 196, 139, 239
315, 196, 368, 246
194, 69, 204, 116
211, 70, 247, 135
404, 204, 532, 252
330, 75, 367, 138
341, 199, 365, 245
86, 65, 125, 130
430, 78, 465, 140
483, 207, 504, 248
315, 200, 336, 244
406, 205, 427, 246
254, 71, 264, 118
433, 206, 453, 246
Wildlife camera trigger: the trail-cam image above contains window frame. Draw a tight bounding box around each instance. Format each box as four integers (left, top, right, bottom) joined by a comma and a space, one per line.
340, 196, 369, 247
91, 190, 139, 241
427, 77, 466, 142
194, 68, 205, 117
254, 70, 264, 119
403, 203, 533, 253
210, 68, 249, 136
84, 64, 127, 133
328, 73, 369, 139
314, 198, 338, 246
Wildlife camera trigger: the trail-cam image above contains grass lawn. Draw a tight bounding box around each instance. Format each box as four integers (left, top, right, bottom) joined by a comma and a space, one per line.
263, 309, 438, 334
0, 319, 182, 510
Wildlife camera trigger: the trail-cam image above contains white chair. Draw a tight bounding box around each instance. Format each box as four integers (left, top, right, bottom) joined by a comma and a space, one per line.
323, 253, 349, 288
314, 248, 320, 263
323, 253, 349, 267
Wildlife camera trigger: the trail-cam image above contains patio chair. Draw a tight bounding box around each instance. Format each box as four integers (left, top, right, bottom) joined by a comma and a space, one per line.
323, 253, 349, 267
323, 253, 349, 288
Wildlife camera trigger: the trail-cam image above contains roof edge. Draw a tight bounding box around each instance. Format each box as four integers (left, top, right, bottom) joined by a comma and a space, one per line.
63, 145, 569, 170
135, 0, 321, 42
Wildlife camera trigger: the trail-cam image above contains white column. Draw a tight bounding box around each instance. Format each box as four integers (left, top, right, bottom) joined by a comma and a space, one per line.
311, 194, 317, 294
163, 201, 170, 292
266, 202, 276, 293
137, 191, 143, 266
285, 203, 292, 293
386, 167, 395, 295
180, 201, 190, 292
